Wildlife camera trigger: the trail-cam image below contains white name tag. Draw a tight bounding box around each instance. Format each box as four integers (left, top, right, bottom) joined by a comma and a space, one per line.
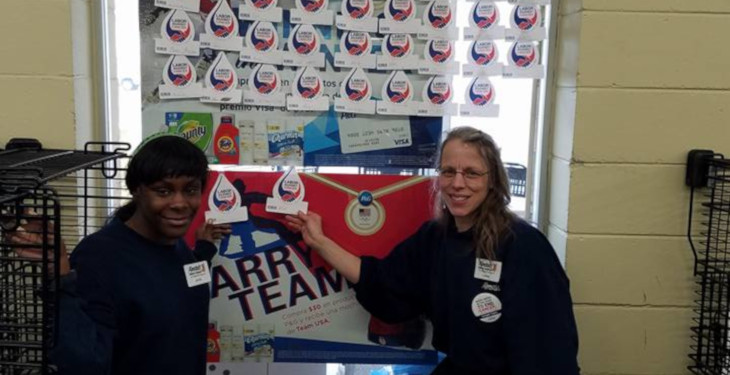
474, 259, 502, 283
184, 261, 211, 288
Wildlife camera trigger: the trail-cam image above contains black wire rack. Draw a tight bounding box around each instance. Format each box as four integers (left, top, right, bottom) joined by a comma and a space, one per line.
0, 139, 129, 374
687, 152, 730, 374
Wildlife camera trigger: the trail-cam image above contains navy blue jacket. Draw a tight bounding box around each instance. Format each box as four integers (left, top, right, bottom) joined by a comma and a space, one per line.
54, 218, 216, 375
355, 219, 580, 374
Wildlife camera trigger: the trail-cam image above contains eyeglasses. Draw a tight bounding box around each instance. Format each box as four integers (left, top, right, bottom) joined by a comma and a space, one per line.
437, 167, 489, 180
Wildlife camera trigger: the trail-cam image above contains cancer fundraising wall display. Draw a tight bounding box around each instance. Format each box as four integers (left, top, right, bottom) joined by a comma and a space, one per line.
140, 0, 446, 168
185, 171, 438, 368
140, 0, 549, 168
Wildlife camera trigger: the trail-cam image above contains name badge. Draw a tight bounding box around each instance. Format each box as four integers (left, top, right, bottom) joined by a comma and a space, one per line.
474, 259, 502, 283
184, 261, 211, 288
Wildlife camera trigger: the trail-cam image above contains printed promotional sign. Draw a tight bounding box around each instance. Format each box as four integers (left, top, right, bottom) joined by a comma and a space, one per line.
186, 171, 439, 367
139, 0, 442, 168
303, 113, 442, 167
290, 0, 335, 25
155, 9, 200, 55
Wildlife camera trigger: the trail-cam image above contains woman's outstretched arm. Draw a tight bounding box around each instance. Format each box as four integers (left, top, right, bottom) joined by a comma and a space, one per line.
285, 211, 362, 284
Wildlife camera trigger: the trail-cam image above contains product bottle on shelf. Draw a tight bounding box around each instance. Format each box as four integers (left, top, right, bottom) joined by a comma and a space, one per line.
207, 321, 221, 363
238, 119, 255, 165
243, 324, 257, 361
220, 325, 233, 362
214, 115, 240, 164
253, 121, 270, 165
231, 325, 245, 362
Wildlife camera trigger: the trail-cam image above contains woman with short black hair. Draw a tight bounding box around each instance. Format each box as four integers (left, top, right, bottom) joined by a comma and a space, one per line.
8, 135, 230, 375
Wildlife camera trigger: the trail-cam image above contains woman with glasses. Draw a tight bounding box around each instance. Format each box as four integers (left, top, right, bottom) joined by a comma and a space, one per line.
286, 126, 579, 375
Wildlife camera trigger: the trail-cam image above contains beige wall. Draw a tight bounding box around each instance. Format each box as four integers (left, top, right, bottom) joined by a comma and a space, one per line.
550, 0, 730, 374
0, 0, 77, 149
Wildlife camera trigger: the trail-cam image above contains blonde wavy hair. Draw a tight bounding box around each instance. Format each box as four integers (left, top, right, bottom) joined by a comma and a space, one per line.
435, 126, 516, 260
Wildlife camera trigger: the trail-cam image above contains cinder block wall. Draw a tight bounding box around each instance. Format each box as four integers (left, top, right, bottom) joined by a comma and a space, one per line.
549, 1, 730, 374
0, 0, 76, 149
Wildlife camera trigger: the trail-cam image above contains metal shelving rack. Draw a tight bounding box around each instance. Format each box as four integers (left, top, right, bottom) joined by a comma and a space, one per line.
0, 139, 128, 374
687, 151, 730, 374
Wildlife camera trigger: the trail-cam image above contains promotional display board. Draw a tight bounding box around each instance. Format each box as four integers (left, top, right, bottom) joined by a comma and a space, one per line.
138, 0, 548, 369
186, 171, 438, 370
141, 0, 547, 167
139, 0, 446, 168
